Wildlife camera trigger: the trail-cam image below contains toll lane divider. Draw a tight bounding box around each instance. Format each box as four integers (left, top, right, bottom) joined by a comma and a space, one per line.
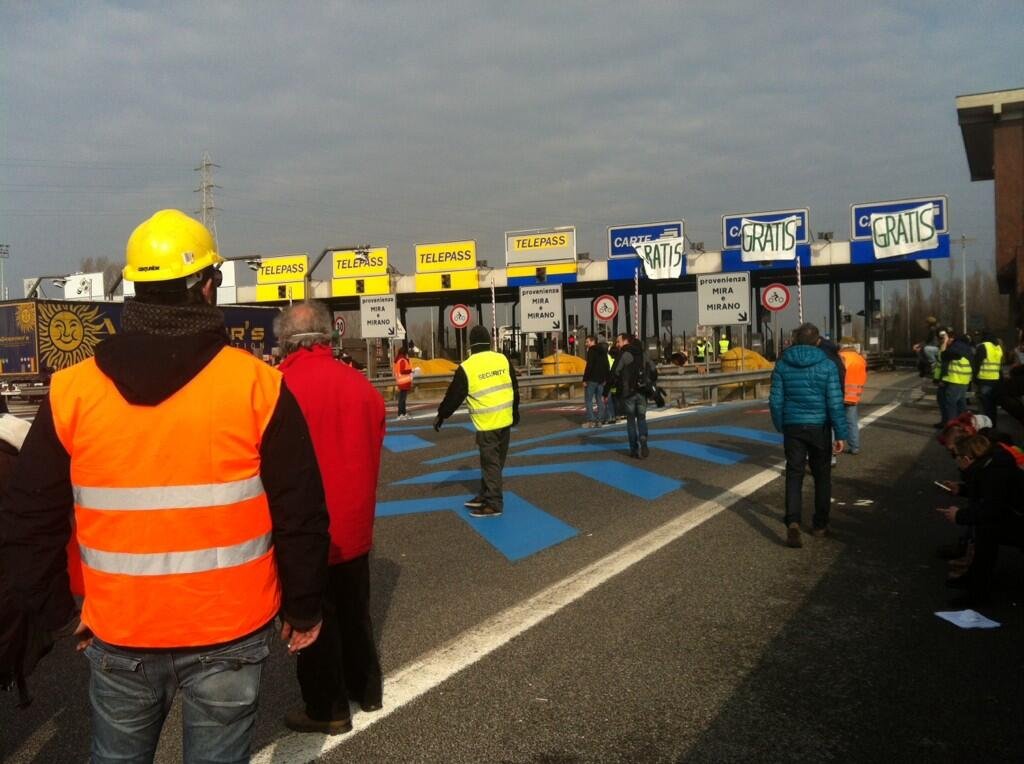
376, 493, 577, 562
395, 460, 682, 501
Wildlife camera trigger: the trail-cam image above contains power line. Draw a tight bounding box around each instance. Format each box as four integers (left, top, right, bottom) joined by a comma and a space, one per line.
194, 151, 220, 247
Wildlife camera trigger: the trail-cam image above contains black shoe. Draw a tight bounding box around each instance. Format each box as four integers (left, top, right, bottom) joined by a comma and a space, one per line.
469, 504, 502, 518
786, 523, 803, 548
639, 439, 649, 458
629, 450, 640, 459
359, 699, 383, 713
284, 709, 352, 735
464, 495, 485, 509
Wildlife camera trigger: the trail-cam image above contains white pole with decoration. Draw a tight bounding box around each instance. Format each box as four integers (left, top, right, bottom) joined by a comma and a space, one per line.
490, 277, 497, 351
795, 255, 804, 324
634, 266, 640, 338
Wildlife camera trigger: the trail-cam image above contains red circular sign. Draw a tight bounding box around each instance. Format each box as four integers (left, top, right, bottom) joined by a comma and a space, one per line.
594, 294, 619, 322
449, 304, 471, 329
333, 315, 346, 337
761, 283, 791, 312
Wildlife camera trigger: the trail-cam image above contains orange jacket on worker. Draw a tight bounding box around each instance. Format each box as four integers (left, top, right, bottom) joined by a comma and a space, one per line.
49, 348, 283, 648
839, 349, 868, 405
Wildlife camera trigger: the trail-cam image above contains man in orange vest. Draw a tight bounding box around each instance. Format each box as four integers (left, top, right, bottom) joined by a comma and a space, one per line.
838, 342, 868, 455
393, 346, 414, 420
0, 210, 329, 761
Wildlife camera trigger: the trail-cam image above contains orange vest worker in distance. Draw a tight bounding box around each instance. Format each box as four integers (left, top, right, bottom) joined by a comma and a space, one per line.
839, 347, 867, 405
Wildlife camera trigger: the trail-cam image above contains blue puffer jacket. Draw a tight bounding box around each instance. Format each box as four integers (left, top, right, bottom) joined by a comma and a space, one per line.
769, 344, 849, 440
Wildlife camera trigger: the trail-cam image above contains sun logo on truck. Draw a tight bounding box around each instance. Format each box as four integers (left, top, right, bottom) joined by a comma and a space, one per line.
38, 302, 106, 369
15, 303, 36, 333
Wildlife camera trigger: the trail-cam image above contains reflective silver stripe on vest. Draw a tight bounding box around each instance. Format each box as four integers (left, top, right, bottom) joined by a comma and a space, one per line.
74, 475, 264, 511
469, 401, 515, 415
79, 532, 272, 576
471, 381, 513, 399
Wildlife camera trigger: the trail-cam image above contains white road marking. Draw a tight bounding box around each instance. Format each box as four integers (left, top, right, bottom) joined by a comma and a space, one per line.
6, 709, 62, 763
254, 401, 901, 763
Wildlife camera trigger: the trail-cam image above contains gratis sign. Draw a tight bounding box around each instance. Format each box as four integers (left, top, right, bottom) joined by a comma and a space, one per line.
722, 208, 809, 262
697, 273, 750, 326
851, 196, 947, 260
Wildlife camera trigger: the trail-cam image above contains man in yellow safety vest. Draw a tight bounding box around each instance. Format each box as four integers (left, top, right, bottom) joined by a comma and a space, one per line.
434, 325, 520, 517
718, 336, 730, 356
936, 328, 974, 426
972, 331, 1004, 424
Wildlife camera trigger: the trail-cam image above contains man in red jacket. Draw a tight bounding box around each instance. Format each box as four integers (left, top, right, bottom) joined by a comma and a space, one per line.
275, 301, 386, 735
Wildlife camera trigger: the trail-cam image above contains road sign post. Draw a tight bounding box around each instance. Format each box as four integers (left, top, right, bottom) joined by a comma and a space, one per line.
697, 273, 751, 327
761, 283, 791, 312
593, 294, 618, 323
449, 304, 470, 330
360, 295, 398, 340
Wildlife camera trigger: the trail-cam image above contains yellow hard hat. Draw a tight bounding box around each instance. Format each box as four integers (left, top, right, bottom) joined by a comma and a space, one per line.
124, 209, 223, 283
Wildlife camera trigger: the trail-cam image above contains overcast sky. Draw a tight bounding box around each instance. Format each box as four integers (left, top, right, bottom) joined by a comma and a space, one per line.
1, 2, 1022, 326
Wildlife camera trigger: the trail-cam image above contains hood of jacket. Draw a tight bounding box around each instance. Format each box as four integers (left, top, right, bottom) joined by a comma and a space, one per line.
779, 344, 828, 369
947, 338, 973, 358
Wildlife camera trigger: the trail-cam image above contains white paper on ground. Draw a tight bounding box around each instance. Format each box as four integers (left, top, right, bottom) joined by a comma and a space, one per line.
934, 609, 1001, 629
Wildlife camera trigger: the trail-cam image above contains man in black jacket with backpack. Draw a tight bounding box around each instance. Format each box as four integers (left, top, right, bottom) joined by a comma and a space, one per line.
609, 333, 656, 458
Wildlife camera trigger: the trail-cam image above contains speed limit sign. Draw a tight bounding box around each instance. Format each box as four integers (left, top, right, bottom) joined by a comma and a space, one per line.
333, 314, 346, 337
593, 294, 619, 322
449, 304, 471, 329
761, 283, 791, 312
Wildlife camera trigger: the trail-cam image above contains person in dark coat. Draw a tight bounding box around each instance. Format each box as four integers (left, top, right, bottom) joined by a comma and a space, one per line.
582, 336, 610, 427
769, 323, 848, 548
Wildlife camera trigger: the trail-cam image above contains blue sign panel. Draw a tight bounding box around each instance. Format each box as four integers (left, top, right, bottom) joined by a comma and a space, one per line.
849, 233, 950, 264
722, 208, 810, 250
720, 245, 812, 273
850, 196, 948, 241
607, 220, 685, 259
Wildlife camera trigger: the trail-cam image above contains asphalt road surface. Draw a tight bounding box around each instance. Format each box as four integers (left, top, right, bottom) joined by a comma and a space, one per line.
3, 371, 1022, 762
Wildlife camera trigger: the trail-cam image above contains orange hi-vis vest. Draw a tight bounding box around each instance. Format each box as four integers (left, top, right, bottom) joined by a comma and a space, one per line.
839, 349, 868, 405
49, 347, 283, 648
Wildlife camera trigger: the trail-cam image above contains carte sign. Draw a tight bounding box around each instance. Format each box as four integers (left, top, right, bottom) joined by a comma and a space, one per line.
505, 227, 576, 266
332, 247, 389, 278
697, 273, 751, 326
519, 284, 564, 332
850, 197, 947, 260
594, 294, 618, 322
761, 283, 791, 312
607, 221, 684, 259
256, 254, 308, 284
416, 240, 477, 273
449, 304, 471, 329
633, 236, 686, 279
359, 294, 398, 338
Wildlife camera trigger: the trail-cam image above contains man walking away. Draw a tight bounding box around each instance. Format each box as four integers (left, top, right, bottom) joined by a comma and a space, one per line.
0, 210, 329, 762
838, 342, 867, 455
276, 302, 386, 735
435, 326, 519, 517
610, 333, 656, 459
393, 346, 414, 420
937, 329, 974, 426
973, 331, 1003, 425
582, 335, 609, 428
770, 323, 848, 548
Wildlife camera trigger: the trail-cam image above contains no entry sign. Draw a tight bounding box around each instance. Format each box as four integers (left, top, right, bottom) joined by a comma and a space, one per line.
449, 304, 471, 329
761, 283, 791, 312
593, 294, 618, 322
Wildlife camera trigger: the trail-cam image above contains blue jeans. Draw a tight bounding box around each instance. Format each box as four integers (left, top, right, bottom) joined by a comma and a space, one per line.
977, 381, 998, 425
584, 381, 606, 423
940, 383, 967, 423
844, 404, 860, 452
85, 623, 272, 764
605, 395, 616, 421
397, 388, 408, 416
622, 394, 648, 453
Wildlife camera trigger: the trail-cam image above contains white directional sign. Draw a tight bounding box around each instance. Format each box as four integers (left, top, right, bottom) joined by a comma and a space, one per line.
697, 273, 751, 326
449, 304, 471, 329
593, 294, 618, 322
520, 284, 564, 332
360, 294, 398, 338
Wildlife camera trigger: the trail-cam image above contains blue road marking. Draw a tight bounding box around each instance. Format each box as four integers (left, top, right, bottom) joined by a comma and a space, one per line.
388, 423, 478, 433
376, 492, 577, 561
395, 460, 682, 500
595, 425, 783, 446
383, 434, 436, 453
514, 440, 746, 465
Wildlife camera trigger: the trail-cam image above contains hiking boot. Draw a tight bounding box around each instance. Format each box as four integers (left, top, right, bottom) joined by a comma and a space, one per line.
629, 450, 640, 459
359, 699, 383, 713
639, 439, 650, 458
469, 504, 502, 518
464, 495, 485, 509
786, 523, 803, 548
284, 709, 352, 736
811, 526, 830, 538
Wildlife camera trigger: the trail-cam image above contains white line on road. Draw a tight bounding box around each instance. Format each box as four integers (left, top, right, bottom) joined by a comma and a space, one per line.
253, 401, 901, 763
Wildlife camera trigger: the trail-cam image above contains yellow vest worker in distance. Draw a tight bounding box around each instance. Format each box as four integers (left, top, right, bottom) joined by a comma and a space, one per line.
973, 332, 1004, 424
719, 337, 730, 355
434, 325, 520, 518
838, 345, 868, 455
0, 209, 329, 763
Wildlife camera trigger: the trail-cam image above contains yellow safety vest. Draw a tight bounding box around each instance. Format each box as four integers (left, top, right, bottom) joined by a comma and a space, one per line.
943, 356, 972, 386
461, 350, 515, 431
718, 338, 730, 353
694, 341, 707, 359
978, 341, 1003, 381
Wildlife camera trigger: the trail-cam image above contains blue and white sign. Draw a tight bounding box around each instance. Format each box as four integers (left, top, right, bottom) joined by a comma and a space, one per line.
608, 220, 685, 259
850, 196, 948, 241
722, 208, 810, 250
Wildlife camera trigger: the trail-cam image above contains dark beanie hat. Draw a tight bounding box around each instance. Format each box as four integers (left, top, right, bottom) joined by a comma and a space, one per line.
469, 325, 491, 346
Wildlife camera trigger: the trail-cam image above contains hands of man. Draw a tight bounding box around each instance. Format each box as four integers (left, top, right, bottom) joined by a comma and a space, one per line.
833, 440, 845, 455
936, 506, 959, 524
433, 415, 444, 432
73, 620, 93, 652
940, 480, 961, 495
280, 620, 322, 655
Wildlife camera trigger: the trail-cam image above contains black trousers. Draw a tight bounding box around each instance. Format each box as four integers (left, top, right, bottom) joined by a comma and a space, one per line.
296, 554, 382, 721
477, 426, 511, 510
783, 424, 833, 529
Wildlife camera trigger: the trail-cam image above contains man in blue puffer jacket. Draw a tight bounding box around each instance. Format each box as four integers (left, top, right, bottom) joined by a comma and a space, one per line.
770, 323, 849, 548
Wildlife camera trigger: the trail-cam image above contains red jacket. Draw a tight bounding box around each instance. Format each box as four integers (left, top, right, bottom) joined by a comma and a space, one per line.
280, 345, 385, 564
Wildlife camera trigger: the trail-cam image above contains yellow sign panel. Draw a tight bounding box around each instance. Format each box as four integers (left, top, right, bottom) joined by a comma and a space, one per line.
415, 240, 477, 273
332, 247, 388, 278
506, 262, 577, 279
255, 282, 306, 302
414, 271, 480, 293
256, 254, 308, 284
505, 227, 576, 265
331, 275, 390, 297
